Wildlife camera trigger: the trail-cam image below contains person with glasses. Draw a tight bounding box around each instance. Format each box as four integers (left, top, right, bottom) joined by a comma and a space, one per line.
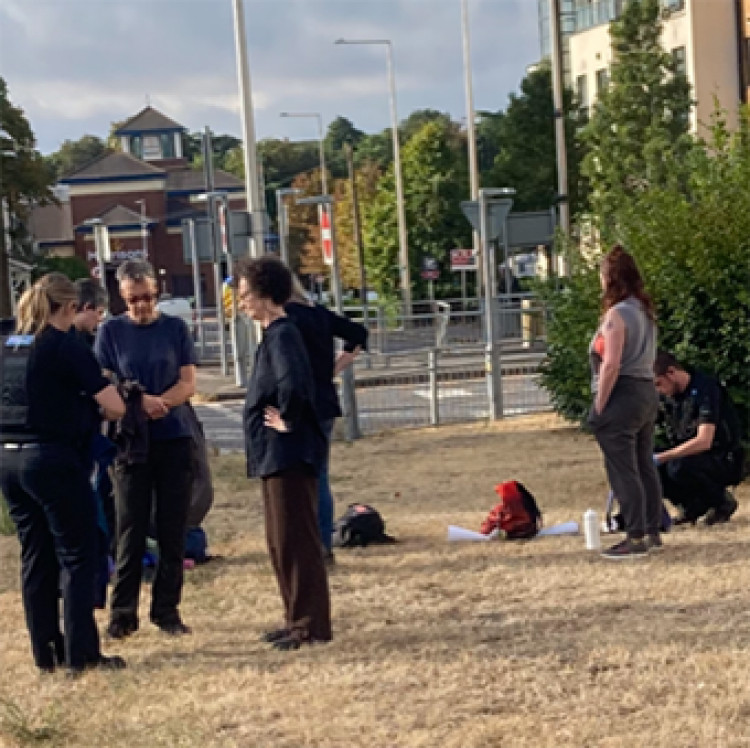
0, 273, 126, 676
95, 260, 197, 638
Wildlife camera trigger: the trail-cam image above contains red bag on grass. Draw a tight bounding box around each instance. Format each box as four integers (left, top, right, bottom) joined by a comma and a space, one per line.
481, 481, 543, 539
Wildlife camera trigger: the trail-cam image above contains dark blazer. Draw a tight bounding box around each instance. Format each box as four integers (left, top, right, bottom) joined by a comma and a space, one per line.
285, 302, 368, 421
243, 317, 325, 478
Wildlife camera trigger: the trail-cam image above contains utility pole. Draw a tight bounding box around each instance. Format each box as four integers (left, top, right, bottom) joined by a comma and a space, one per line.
231, 0, 266, 258
461, 0, 481, 291
548, 0, 570, 238
344, 142, 368, 330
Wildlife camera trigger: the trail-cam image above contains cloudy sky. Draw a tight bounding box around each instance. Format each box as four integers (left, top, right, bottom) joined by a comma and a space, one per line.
0, 0, 541, 155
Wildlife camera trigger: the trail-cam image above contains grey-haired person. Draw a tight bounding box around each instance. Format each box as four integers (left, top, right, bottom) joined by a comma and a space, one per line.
95, 260, 197, 638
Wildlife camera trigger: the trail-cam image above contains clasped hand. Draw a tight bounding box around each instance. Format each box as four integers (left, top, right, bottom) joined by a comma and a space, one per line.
142, 394, 169, 420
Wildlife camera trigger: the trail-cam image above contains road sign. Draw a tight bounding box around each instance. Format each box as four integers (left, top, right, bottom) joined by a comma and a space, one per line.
320, 206, 333, 266
91, 266, 101, 279
421, 256, 439, 280
450, 248, 477, 271
506, 211, 556, 248
460, 200, 512, 240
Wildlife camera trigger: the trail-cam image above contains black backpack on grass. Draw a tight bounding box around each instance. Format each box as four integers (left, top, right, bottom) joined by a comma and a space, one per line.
332, 504, 396, 548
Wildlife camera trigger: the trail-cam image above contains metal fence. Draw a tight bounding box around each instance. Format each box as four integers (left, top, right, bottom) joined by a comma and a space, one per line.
194, 296, 547, 365
352, 346, 551, 436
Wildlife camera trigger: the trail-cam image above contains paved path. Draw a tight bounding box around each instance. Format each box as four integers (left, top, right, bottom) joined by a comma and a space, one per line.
194, 373, 550, 452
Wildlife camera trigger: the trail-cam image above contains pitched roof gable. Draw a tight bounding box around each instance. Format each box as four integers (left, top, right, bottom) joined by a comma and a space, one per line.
115, 106, 186, 135
61, 151, 165, 183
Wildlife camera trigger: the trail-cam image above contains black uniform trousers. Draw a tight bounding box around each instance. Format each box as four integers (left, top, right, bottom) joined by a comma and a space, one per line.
659, 453, 733, 520
110, 437, 192, 628
0, 443, 100, 670
262, 465, 332, 642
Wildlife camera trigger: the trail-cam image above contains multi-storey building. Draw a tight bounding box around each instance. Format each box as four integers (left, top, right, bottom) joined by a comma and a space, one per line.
29, 106, 246, 309
540, 0, 744, 133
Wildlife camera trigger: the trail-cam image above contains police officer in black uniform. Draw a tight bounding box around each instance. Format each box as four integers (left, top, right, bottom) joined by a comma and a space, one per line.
653, 351, 744, 525
0, 273, 127, 676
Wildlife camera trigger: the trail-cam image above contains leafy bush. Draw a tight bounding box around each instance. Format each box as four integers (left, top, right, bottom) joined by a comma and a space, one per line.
541, 110, 750, 435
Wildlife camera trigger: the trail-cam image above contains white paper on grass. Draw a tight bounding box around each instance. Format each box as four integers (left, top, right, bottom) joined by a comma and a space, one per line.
537, 521, 579, 537
447, 525, 499, 542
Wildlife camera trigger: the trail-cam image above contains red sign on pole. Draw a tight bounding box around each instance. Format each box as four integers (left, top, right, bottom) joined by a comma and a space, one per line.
450, 248, 477, 271
320, 206, 333, 266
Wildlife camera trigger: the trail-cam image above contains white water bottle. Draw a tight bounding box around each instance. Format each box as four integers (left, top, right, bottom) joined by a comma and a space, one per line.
584, 509, 601, 550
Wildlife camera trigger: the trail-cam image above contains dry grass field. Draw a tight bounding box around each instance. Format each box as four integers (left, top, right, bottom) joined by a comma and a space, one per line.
1, 415, 749, 748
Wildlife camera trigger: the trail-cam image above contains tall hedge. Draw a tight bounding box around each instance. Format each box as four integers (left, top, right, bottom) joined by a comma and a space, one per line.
540, 110, 750, 436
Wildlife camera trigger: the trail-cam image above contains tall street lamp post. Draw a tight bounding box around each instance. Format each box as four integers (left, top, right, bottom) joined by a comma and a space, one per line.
335, 38, 411, 314
461, 0, 481, 290
231, 0, 266, 258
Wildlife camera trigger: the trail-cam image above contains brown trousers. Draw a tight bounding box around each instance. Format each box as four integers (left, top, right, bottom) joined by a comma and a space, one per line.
262, 466, 332, 642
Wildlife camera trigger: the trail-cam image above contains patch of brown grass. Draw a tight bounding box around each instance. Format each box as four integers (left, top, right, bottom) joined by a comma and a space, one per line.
1, 417, 749, 748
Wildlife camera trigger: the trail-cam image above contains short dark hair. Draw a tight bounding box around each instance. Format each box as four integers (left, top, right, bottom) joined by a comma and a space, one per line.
75, 278, 108, 311
233, 256, 292, 306
654, 350, 681, 376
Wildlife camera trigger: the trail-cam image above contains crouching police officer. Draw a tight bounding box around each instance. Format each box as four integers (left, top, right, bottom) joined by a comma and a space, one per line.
0, 273, 127, 676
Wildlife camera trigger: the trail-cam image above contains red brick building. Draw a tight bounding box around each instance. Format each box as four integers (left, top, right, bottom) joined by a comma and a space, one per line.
33, 106, 246, 308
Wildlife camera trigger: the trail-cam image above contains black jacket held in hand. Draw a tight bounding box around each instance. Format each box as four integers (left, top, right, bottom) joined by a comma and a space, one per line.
284, 302, 369, 421
243, 317, 325, 479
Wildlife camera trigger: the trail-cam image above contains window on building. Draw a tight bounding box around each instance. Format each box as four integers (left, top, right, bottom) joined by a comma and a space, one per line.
130, 135, 143, 159
142, 135, 161, 160
160, 133, 176, 159
672, 46, 687, 77
595, 68, 609, 95
576, 74, 589, 115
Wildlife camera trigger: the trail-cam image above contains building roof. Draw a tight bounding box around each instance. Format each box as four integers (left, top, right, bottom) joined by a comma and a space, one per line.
74, 204, 156, 231
27, 201, 74, 244
166, 167, 243, 193
115, 106, 186, 135
61, 151, 166, 183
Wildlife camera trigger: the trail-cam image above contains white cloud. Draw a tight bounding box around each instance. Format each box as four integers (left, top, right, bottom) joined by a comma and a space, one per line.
0, 0, 540, 152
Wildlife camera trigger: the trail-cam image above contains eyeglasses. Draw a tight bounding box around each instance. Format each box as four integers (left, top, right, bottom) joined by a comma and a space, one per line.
124, 294, 156, 305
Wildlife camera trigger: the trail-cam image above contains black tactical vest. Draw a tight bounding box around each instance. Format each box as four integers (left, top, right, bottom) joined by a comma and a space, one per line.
0, 331, 35, 441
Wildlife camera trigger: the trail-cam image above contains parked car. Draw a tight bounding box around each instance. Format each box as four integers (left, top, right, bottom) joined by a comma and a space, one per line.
156, 296, 196, 337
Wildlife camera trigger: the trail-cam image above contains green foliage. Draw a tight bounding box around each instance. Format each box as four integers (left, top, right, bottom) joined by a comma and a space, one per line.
362, 119, 470, 302
580, 0, 693, 236
33, 255, 91, 282
0, 76, 56, 316
45, 134, 107, 178
487, 61, 586, 214
542, 108, 750, 429
538, 244, 601, 423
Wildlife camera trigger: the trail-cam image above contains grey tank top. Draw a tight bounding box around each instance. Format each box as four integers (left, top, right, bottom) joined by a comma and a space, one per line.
589, 296, 656, 393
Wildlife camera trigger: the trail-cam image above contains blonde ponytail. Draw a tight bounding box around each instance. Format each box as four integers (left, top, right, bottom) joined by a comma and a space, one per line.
16, 273, 78, 336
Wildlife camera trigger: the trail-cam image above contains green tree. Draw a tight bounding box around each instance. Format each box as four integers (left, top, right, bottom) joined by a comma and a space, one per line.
580, 0, 693, 236
324, 116, 364, 179
0, 77, 56, 316
363, 119, 470, 301
46, 134, 107, 178
487, 61, 585, 214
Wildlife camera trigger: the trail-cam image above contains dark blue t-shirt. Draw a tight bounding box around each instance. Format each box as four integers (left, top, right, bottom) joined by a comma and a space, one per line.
95, 313, 197, 441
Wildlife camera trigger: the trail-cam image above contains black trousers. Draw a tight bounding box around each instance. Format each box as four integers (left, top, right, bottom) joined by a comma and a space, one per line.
590, 377, 662, 540
659, 453, 733, 520
262, 465, 331, 642
110, 437, 192, 628
0, 443, 100, 669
